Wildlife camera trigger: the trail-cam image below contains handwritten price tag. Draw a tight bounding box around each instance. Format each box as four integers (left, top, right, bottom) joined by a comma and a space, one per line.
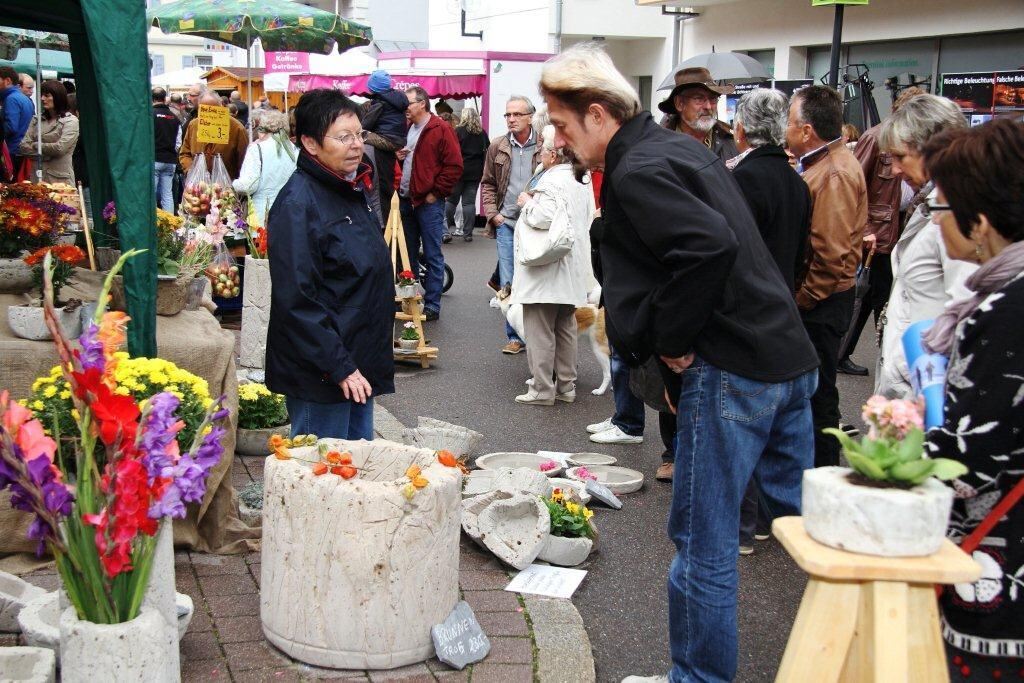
196, 104, 230, 145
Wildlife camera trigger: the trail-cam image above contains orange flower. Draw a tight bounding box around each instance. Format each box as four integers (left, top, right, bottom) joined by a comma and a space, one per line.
268, 434, 285, 449
312, 462, 328, 476
326, 451, 342, 464
405, 464, 421, 479
98, 311, 129, 357
338, 465, 357, 480
273, 448, 291, 461
437, 450, 457, 468
339, 451, 352, 465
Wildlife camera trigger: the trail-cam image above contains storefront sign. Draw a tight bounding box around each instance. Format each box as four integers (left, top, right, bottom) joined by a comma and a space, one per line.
196, 104, 230, 145
264, 51, 310, 74
941, 71, 1024, 113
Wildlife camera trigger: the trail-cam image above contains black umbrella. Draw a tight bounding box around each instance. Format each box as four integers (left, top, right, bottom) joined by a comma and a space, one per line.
838, 246, 876, 356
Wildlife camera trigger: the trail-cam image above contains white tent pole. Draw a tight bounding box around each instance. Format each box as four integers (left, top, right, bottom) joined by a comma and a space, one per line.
34, 38, 42, 183
246, 28, 253, 141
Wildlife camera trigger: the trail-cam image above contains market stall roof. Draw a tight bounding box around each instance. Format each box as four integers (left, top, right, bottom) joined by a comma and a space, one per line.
0, 47, 74, 77
3, 0, 159, 356
151, 65, 206, 91
286, 70, 486, 99
203, 65, 266, 87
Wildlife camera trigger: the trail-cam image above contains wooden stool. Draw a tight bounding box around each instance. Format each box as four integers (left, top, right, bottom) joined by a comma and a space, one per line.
773, 516, 981, 683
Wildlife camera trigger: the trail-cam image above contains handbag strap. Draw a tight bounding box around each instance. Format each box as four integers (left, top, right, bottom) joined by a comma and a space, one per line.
960, 474, 1024, 554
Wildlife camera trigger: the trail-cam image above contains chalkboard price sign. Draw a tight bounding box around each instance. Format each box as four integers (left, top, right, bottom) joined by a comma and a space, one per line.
196, 104, 230, 145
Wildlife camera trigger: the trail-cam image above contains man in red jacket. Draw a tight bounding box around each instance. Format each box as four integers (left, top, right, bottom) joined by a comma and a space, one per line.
396, 86, 463, 320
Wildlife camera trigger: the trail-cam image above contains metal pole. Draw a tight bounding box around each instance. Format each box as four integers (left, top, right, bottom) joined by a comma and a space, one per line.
246, 29, 253, 141
34, 38, 42, 183
827, 4, 844, 89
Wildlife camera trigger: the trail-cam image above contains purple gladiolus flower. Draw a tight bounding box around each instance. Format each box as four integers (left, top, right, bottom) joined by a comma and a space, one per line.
77, 323, 105, 372
193, 425, 226, 469
139, 392, 181, 482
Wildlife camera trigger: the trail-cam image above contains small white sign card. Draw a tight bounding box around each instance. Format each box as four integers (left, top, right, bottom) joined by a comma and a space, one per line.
537, 450, 573, 467
504, 564, 588, 599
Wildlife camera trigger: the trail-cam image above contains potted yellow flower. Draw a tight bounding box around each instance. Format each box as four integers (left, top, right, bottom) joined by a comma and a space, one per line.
236, 383, 290, 456
537, 488, 596, 566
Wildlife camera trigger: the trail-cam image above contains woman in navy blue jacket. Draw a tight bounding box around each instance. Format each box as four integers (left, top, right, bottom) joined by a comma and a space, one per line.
265, 89, 395, 440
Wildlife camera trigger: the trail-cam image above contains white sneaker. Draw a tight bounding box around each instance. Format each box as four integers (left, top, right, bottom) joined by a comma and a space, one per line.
590, 425, 643, 444
555, 390, 576, 403
622, 676, 669, 683
586, 417, 614, 434
515, 390, 554, 406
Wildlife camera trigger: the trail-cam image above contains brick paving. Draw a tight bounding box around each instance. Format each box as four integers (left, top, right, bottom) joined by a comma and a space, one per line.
15, 454, 539, 682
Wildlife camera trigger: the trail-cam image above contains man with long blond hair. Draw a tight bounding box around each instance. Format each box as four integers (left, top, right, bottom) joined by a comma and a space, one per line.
540, 43, 819, 682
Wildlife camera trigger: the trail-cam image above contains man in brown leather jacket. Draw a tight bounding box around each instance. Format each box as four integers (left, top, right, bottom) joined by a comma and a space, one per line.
786, 85, 867, 468
837, 87, 927, 375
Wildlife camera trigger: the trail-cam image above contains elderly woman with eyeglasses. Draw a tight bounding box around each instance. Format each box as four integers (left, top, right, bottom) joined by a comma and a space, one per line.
920, 118, 1024, 682
874, 94, 977, 399
265, 89, 393, 441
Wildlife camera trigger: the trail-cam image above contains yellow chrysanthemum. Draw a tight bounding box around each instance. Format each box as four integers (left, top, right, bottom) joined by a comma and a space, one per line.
42, 385, 57, 398
58, 390, 70, 400
31, 400, 44, 411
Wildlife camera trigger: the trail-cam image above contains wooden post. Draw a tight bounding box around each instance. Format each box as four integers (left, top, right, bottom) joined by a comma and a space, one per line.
77, 182, 97, 271
384, 194, 437, 368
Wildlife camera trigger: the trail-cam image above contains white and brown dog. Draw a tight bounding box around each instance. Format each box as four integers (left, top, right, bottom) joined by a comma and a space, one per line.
497, 286, 611, 395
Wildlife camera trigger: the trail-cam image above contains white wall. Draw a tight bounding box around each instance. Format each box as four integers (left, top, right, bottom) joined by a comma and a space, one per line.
429, 0, 552, 53
681, 0, 1024, 78
562, 36, 675, 112
560, 0, 675, 40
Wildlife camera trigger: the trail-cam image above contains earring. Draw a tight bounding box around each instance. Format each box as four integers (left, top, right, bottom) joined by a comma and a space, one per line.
975, 241, 984, 262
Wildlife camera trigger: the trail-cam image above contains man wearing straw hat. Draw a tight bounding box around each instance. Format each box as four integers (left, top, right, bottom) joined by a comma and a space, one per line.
659, 67, 739, 163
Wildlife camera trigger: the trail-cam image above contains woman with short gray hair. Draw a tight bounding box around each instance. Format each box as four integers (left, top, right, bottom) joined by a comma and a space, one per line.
729, 87, 812, 554
874, 94, 975, 398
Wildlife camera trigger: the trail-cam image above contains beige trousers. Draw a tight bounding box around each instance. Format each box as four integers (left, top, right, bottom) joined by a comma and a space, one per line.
522, 303, 578, 399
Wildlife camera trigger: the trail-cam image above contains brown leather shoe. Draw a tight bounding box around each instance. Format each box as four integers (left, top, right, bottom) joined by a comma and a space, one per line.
656, 462, 674, 481
502, 341, 525, 355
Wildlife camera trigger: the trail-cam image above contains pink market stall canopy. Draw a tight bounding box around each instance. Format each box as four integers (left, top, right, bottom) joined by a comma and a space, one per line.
289, 72, 487, 99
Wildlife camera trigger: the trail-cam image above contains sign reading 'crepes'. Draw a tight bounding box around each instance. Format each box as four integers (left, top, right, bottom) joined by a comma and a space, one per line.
196, 104, 230, 145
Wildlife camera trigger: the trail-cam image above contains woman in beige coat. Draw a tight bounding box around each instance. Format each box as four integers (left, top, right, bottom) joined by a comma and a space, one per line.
18, 80, 79, 185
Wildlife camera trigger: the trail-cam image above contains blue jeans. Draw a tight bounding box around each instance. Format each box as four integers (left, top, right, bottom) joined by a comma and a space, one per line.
400, 196, 445, 314
667, 359, 816, 682
610, 348, 644, 436
153, 161, 176, 213
285, 397, 375, 441
497, 222, 523, 343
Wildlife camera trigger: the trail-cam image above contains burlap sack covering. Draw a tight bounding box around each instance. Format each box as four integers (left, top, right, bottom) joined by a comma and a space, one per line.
0, 269, 259, 573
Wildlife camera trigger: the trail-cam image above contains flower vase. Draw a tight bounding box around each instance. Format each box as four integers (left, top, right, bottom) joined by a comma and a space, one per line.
395, 284, 416, 300
143, 521, 180, 652
0, 257, 34, 294
236, 423, 291, 456
59, 605, 177, 683
240, 256, 271, 370
398, 338, 420, 352
261, 439, 462, 669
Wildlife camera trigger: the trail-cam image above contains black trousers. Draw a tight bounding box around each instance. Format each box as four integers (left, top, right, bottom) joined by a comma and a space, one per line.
801, 287, 856, 468
376, 149, 397, 226
839, 251, 893, 360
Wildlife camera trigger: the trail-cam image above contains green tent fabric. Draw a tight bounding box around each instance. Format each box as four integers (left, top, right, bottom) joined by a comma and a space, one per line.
3, 1, 157, 357
0, 47, 74, 77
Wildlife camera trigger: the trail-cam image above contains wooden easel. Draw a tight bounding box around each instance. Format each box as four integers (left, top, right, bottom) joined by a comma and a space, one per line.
773, 516, 982, 683
382, 194, 438, 368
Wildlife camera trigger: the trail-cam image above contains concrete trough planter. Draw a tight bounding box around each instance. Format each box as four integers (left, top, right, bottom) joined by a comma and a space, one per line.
0, 570, 47, 632
235, 424, 290, 457
8, 304, 83, 341
802, 466, 955, 557
17, 592, 60, 659
0, 257, 34, 294
59, 605, 178, 683
0, 646, 56, 683
261, 439, 463, 670
240, 256, 270, 369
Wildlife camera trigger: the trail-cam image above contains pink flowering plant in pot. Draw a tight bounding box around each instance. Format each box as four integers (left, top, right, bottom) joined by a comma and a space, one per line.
0, 250, 230, 624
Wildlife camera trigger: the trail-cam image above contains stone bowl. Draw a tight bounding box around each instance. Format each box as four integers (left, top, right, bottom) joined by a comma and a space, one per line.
567, 452, 617, 467
0, 570, 47, 632
0, 646, 55, 683
8, 304, 82, 341
261, 439, 463, 670
476, 495, 550, 570
475, 452, 563, 477
537, 534, 594, 567
235, 424, 290, 457
0, 257, 35, 294
547, 478, 591, 504
566, 465, 644, 494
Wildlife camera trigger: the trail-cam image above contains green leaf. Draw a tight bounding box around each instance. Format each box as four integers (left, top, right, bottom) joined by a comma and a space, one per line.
928, 459, 969, 481
896, 428, 925, 463
846, 451, 887, 480
889, 459, 935, 485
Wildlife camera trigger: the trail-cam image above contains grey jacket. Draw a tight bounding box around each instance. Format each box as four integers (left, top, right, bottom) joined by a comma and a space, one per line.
19, 113, 79, 185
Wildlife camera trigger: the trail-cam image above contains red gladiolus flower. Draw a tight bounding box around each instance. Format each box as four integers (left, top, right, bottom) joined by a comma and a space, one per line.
91, 387, 141, 448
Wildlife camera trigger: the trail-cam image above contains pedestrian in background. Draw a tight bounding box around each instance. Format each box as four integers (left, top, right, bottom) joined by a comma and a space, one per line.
658, 67, 738, 162
179, 91, 248, 180
511, 125, 594, 406
152, 86, 181, 212
19, 80, 79, 186
447, 107, 489, 242
233, 110, 297, 227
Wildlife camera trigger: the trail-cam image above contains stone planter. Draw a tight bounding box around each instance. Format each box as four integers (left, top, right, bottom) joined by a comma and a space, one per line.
537, 534, 594, 567
108, 270, 199, 317
59, 605, 177, 683
18, 592, 60, 659
143, 521, 181, 673
402, 419, 484, 459
236, 423, 290, 457
802, 466, 954, 557
240, 256, 270, 369
0, 257, 34, 294
8, 304, 82, 341
398, 337, 420, 351
395, 284, 416, 299
0, 571, 47, 632
0, 646, 55, 683
261, 439, 462, 669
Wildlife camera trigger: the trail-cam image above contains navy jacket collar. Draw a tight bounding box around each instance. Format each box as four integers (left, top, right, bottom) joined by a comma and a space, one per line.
297, 150, 374, 197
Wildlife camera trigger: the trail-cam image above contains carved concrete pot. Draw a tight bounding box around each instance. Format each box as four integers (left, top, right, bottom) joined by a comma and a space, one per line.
0, 570, 47, 632
18, 592, 60, 659
802, 466, 954, 557
235, 423, 290, 457
0, 257, 34, 294
477, 495, 550, 570
395, 284, 416, 299
397, 338, 419, 351
0, 646, 55, 683
537, 534, 594, 567
59, 606, 177, 683
261, 439, 463, 670
8, 304, 82, 341
402, 419, 484, 459
143, 520, 182, 675
240, 256, 270, 369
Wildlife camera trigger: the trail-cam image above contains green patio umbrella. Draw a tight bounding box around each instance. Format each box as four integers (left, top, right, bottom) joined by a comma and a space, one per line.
148, 0, 371, 135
